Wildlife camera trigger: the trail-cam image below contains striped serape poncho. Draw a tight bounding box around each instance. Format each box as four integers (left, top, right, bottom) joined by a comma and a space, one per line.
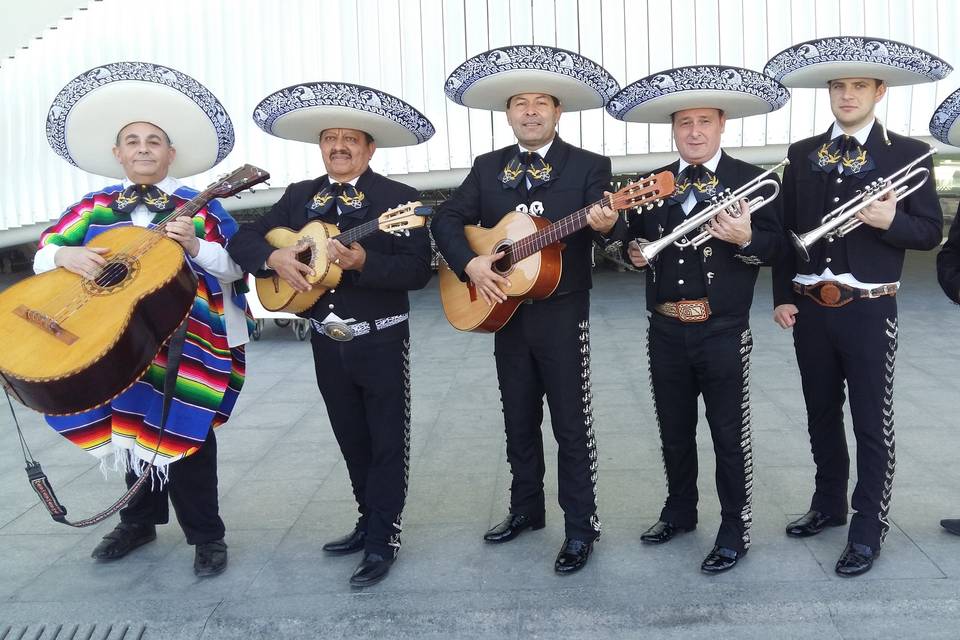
39, 184, 250, 474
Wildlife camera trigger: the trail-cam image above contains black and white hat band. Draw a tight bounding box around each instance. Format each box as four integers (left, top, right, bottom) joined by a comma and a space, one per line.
46, 61, 234, 179
253, 82, 434, 148
607, 65, 790, 123
764, 36, 952, 88
444, 45, 620, 112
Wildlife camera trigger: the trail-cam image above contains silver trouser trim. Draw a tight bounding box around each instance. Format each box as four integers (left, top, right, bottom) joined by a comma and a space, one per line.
879, 316, 898, 546
739, 328, 754, 550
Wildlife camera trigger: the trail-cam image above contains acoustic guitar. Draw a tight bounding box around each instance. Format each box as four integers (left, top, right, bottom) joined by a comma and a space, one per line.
0, 165, 269, 415
438, 171, 675, 332
253, 202, 432, 313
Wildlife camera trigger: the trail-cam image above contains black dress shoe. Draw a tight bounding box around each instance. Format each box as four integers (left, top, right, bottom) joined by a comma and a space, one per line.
349, 552, 394, 587
91, 522, 157, 561
701, 546, 745, 574
941, 519, 960, 536
322, 526, 367, 555
785, 510, 847, 537
835, 542, 877, 577
194, 539, 228, 577
483, 512, 545, 543
640, 520, 695, 544
554, 538, 593, 574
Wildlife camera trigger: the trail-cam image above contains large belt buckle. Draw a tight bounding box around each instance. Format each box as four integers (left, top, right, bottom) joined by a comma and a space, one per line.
322, 321, 355, 342
675, 299, 708, 323
817, 282, 844, 306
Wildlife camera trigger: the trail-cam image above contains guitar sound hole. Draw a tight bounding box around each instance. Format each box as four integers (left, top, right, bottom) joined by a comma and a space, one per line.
94, 262, 129, 288
296, 248, 312, 265
493, 243, 513, 275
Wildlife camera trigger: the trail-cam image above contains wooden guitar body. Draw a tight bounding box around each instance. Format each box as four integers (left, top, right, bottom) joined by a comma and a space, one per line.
439, 211, 561, 332
252, 202, 431, 314
255, 220, 344, 313
0, 226, 197, 415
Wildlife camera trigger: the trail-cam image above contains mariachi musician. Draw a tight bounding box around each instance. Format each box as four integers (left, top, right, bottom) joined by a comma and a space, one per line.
228, 82, 434, 587
931, 87, 960, 537
607, 64, 788, 573
766, 37, 948, 576
34, 62, 249, 577
432, 45, 623, 573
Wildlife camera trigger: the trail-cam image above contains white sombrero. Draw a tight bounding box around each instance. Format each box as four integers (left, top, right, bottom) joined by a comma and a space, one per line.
764, 36, 952, 88
606, 65, 790, 124
253, 82, 434, 148
46, 61, 234, 179
930, 87, 960, 148
444, 45, 620, 112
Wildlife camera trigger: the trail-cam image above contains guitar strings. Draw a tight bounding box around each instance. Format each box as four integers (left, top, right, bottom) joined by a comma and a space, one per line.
42, 185, 220, 324
506, 176, 661, 263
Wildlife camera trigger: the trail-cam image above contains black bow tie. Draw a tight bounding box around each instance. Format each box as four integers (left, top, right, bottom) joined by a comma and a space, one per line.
307, 182, 367, 219
809, 135, 875, 176
670, 164, 723, 204
112, 184, 175, 214
499, 151, 553, 190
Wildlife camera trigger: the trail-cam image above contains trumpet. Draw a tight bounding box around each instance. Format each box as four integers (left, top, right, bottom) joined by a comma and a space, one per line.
790, 147, 936, 262
633, 159, 788, 264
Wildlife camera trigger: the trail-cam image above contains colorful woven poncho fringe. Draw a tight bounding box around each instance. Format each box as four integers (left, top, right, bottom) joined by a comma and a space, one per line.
40, 184, 250, 473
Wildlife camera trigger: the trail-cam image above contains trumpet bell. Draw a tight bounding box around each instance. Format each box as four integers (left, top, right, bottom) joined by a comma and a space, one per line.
789, 230, 811, 262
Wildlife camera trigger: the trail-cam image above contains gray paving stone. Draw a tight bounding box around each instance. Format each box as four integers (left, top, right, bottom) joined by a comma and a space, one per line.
3, 251, 960, 637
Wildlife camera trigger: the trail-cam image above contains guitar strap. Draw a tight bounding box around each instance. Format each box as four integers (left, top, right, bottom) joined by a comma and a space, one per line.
7, 317, 191, 528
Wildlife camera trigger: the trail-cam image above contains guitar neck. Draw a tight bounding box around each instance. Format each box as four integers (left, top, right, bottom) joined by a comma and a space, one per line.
335, 217, 381, 245
509, 194, 613, 262
154, 190, 216, 229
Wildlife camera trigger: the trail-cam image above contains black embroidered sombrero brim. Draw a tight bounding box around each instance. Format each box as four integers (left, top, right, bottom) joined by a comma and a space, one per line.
930, 87, 960, 148
46, 61, 234, 179
253, 82, 434, 148
444, 45, 619, 112
764, 36, 952, 88
606, 65, 790, 123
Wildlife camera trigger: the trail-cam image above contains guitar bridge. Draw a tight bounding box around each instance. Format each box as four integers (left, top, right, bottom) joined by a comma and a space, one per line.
13, 305, 79, 345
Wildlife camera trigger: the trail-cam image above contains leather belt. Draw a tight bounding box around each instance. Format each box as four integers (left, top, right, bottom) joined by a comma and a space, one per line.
311, 313, 408, 341
654, 298, 711, 323
793, 281, 898, 308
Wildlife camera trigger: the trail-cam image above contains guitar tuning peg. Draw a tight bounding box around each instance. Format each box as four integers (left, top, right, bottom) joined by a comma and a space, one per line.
657, 200, 665, 207
235, 194, 242, 199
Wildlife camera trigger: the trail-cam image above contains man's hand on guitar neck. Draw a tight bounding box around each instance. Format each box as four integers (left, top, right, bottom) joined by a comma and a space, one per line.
586, 192, 619, 234
464, 252, 510, 306
267, 243, 314, 293
327, 239, 366, 272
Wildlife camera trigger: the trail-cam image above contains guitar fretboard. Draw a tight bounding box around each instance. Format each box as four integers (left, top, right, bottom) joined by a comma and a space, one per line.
335, 217, 381, 245
505, 194, 614, 263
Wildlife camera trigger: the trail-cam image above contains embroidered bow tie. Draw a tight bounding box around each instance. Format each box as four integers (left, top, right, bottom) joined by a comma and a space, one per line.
112, 184, 175, 214
809, 135, 875, 176
499, 151, 553, 190
307, 182, 367, 219
670, 164, 723, 204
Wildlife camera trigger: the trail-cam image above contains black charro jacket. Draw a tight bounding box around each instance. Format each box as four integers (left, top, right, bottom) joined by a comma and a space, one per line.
772, 125, 942, 306
430, 136, 621, 295
227, 168, 431, 340
621, 150, 783, 319
937, 204, 960, 304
